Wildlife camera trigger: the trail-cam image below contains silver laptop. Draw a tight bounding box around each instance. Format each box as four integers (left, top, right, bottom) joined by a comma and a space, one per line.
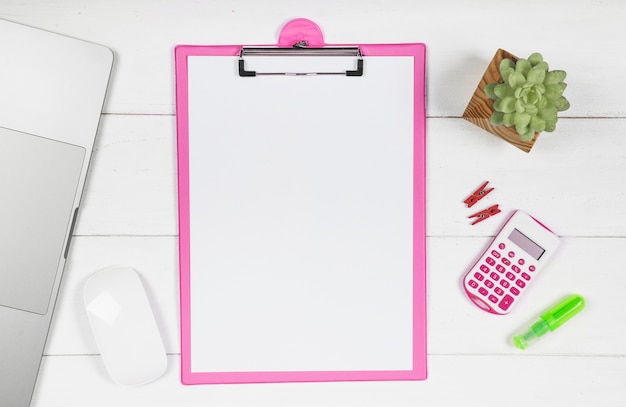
0, 19, 113, 406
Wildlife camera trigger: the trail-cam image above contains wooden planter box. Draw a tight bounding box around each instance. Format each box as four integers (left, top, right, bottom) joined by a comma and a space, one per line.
463, 49, 539, 153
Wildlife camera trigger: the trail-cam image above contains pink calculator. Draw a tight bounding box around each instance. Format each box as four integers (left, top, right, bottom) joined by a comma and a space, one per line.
463, 210, 561, 315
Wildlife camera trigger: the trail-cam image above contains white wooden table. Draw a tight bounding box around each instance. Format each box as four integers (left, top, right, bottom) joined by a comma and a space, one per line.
2, 1, 625, 406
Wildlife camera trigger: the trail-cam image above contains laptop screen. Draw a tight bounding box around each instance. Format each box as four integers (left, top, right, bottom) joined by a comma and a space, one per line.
0, 127, 84, 315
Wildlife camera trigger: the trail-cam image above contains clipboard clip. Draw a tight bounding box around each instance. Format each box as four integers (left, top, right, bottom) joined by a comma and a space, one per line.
238, 47, 364, 77
238, 18, 364, 77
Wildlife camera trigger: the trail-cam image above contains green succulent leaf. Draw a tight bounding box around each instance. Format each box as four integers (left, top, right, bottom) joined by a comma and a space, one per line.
523, 88, 541, 105
535, 97, 549, 110
544, 83, 566, 100
515, 59, 532, 76
527, 65, 547, 85
503, 112, 515, 126
500, 58, 515, 74
534, 61, 549, 72
503, 97, 518, 113
530, 115, 546, 132
545, 70, 567, 85
495, 96, 517, 113
516, 125, 531, 140
534, 83, 546, 94
495, 83, 511, 98
501, 67, 514, 83
539, 105, 557, 122
545, 120, 557, 132
490, 111, 505, 125
500, 68, 515, 83
528, 53, 543, 66
520, 128, 535, 141
555, 96, 571, 112
515, 123, 528, 134
485, 83, 498, 99
514, 112, 531, 129
507, 71, 526, 88
525, 104, 539, 115
518, 128, 535, 141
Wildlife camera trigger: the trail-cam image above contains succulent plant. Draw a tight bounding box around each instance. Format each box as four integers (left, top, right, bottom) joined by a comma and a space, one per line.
484, 53, 570, 141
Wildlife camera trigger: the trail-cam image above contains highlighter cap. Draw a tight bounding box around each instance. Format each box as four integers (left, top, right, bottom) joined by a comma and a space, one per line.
541, 294, 585, 331
513, 294, 585, 350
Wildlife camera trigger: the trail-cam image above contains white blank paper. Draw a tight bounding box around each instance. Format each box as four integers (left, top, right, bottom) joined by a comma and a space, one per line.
187, 55, 415, 373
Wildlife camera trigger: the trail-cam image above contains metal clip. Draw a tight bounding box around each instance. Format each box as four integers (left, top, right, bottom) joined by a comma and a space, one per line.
293, 40, 308, 48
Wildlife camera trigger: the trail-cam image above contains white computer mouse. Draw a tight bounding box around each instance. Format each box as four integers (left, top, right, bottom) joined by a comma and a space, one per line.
83, 266, 167, 386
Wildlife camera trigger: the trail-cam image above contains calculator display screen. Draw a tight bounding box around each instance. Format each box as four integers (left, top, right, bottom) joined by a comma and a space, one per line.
508, 229, 545, 260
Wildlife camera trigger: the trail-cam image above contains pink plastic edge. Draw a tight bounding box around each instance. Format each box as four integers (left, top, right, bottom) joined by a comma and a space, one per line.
277, 18, 325, 47
174, 41, 427, 385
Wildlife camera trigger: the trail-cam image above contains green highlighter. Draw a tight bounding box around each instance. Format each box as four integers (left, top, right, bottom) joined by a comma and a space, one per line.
513, 294, 585, 350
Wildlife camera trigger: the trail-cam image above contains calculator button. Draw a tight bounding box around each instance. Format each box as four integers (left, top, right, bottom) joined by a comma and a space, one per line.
515, 280, 526, 288
518, 259, 525, 266
485, 280, 495, 289
506, 272, 515, 281
491, 250, 501, 258
498, 294, 514, 311
501, 258, 511, 266
521, 272, 531, 281
510, 287, 520, 296
512, 265, 521, 273
468, 280, 478, 288
480, 265, 490, 273
488, 295, 498, 303
494, 287, 504, 296
479, 287, 488, 296
500, 280, 510, 288
496, 265, 506, 273
499, 243, 506, 250
529, 265, 536, 272
490, 272, 500, 281
474, 272, 484, 281
508, 251, 515, 258
486, 257, 496, 266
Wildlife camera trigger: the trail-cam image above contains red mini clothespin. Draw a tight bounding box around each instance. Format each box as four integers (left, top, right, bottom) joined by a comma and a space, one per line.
469, 204, 501, 225
464, 181, 494, 208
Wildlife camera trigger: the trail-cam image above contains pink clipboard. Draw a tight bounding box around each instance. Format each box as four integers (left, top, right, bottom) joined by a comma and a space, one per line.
175, 18, 427, 385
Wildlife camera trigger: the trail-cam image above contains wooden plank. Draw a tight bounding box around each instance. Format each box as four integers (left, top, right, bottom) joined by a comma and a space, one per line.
427, 117, 626, 237
46, 236, 626, 356
0, 1, 624, 117
32, 354, 626, 407
72, 115, 626, 237
75, 114, 178, 236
